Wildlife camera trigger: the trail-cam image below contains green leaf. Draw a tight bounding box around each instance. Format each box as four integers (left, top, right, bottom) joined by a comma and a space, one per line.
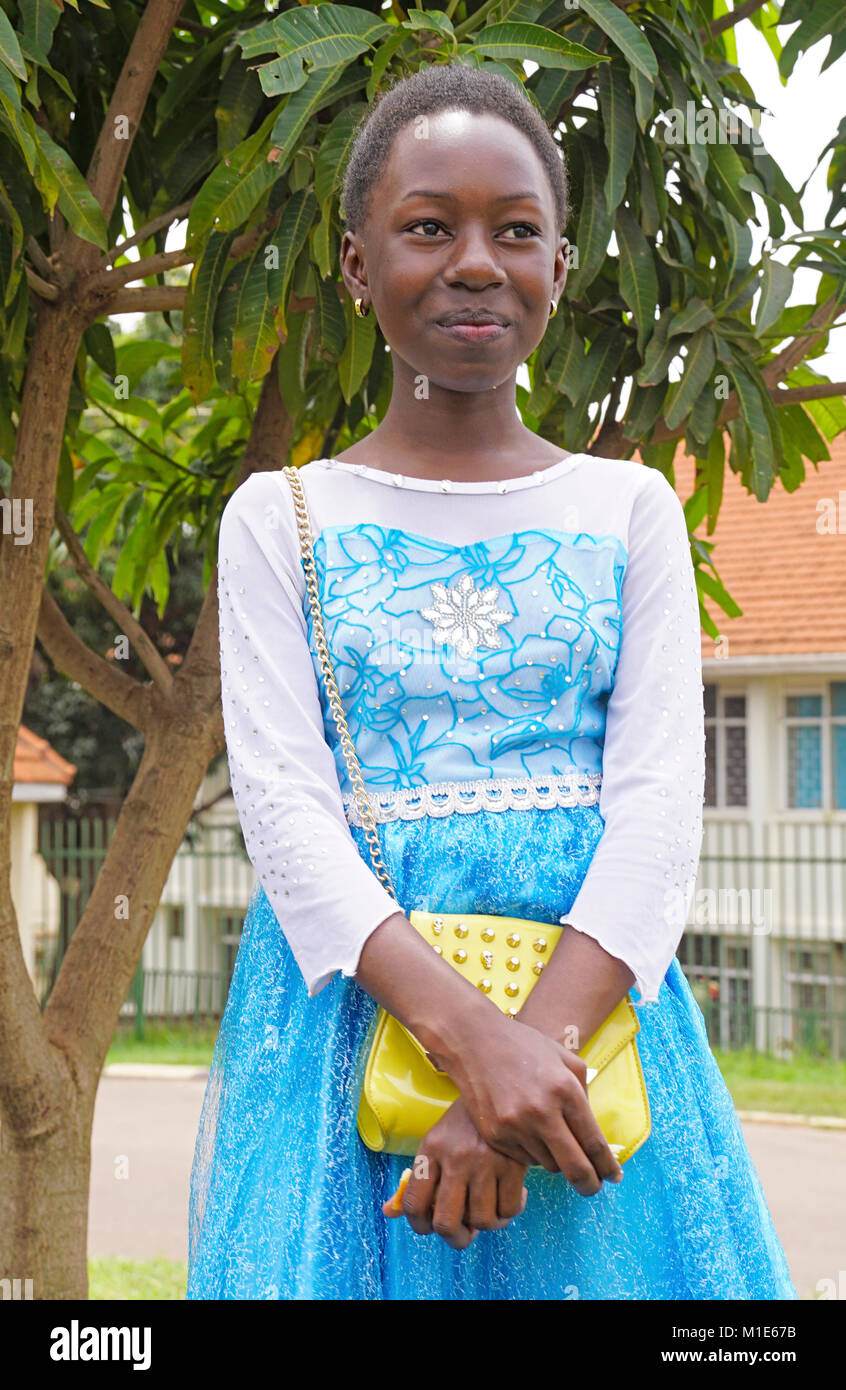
597, 63, 636, 217
313, 275, 346, 362
574, 325, 620, 415
565, 138, 612, 296
403, 8, 456, 41
779, 0, 846, 80
706, 140, 755, 227
546, 314, 586, 406
0, 8, 27, 80
687, 374, 720, 446
628, 62, 654, 131
705, 430, 725, 534
20, 0, 62, 58
277, 308, 311, 415
773, 402, 830, 465
316, 103, 368, 208
182, 230, 237, 403
231, 243, 280, 386
663, 328, 716, 432
28, 119, 108, 249
615, 204, 658, 356
17, 34, 74, 101
186, 142, 280, 246
83, 323, 116, 378
696, 565, 743, 618
338, 292, 376, 403
726, 358, 776, 499
270, 61, 365, 175
667, 298, 714, 339
755, 254, 793, 334
215, 57, 265, 157
266, 187, 319, 337
717, 207, 753, 286
237, 5, 393, 95
576, 0, 658, 81
621, 380, 666, 441
472, 22, 608, 70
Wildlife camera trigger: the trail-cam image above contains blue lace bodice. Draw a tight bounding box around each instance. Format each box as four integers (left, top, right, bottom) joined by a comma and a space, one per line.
303, 522, 628, 810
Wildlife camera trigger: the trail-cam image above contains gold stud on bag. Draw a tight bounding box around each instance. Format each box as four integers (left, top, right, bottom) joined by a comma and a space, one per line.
282, 465, 651, 1167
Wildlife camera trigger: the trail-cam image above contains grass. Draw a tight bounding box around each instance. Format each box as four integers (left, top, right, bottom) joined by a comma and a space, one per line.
711, 1047, 846, 1118
88, 1256, 187, 1300
105, 1024, 219, 1067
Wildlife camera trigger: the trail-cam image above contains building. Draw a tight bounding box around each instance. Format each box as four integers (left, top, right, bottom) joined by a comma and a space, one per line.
11, 726, 76, 990
676, 438, 846, 1053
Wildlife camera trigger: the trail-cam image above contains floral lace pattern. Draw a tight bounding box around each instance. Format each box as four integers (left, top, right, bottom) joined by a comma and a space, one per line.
342, 769, 603, 825
303, 523, 627, 798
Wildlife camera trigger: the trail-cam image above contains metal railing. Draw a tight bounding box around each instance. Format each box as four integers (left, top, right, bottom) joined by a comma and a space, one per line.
31, 806, 846, 1056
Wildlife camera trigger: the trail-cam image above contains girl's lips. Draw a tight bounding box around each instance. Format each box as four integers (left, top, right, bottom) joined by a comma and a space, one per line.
436, 321, 509, 343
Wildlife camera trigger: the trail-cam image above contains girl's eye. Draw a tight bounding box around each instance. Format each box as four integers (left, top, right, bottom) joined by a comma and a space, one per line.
407, 221, 540, 239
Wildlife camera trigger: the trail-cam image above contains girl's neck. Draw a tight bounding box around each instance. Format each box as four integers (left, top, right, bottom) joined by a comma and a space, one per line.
334, 380, 569, 481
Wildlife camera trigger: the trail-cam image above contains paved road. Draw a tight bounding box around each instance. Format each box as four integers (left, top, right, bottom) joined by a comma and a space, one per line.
89, 1075, 845, 1299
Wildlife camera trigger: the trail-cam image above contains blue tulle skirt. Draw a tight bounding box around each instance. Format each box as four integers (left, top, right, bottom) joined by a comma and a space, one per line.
186, 804, 797, 1300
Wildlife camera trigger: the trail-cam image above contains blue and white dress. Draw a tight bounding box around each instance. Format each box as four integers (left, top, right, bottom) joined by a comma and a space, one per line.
187, 453, 796, 1300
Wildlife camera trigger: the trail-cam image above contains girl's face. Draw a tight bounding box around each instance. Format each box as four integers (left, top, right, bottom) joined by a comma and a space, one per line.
340, 110, 570, 394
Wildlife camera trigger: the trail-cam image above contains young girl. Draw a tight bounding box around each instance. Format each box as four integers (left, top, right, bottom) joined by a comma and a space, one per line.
187, 63, 796, 1300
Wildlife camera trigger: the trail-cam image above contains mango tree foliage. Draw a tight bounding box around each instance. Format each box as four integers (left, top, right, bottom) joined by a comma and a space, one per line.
1, 2, 843, 640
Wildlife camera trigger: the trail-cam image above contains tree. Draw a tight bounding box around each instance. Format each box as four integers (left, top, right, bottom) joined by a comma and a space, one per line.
0, 0, 844, 1298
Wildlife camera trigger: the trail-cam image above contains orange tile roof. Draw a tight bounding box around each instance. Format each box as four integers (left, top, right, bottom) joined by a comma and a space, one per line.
665, 433, 846, 659
14, 725, 76, 787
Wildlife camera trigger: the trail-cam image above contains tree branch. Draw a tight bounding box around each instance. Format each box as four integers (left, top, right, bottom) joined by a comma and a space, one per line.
94, 246, 194, 292
770, 382, 846, 404
36, 586, 153, 733
53, 505, 174, 697
103, 199, 194, 266
64, 0, 188, 265
99, 286, 186, 315
24, 264, 60, 300
761, 295, 842, 386
600, 296, 846, 455
702, 0, 771, 40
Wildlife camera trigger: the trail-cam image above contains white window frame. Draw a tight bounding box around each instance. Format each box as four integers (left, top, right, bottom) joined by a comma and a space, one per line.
704, 682, 749, 809
781, 682, 846, 814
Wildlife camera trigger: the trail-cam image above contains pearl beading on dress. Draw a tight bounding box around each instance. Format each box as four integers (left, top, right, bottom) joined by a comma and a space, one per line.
319, 456, 583, 494
342, 770, 603, 825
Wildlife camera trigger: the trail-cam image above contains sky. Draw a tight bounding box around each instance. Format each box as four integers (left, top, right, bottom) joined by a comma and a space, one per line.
124, 12, 845, 387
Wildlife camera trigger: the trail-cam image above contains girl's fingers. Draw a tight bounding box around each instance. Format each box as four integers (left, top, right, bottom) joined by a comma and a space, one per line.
497, 1165, 529, 1222
466, 1165, 501, 1231
401, 1157, 441, 1235
431, 1172, 477, 1249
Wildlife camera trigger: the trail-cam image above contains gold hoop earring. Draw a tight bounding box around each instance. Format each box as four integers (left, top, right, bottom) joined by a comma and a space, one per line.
354, 297, 370, 318
549, 299, 558, 318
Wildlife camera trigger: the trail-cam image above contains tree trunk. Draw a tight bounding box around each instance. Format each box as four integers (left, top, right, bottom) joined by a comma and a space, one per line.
0, 1070, 93, 1300
0, 710, 221, 1297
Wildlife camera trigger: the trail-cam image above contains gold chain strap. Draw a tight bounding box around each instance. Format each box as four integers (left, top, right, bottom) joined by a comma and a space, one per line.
282, 465, 400, 906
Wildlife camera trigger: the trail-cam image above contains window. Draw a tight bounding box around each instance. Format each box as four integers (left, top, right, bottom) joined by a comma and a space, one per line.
785, 682, 846, 810
704, 684, 747, 807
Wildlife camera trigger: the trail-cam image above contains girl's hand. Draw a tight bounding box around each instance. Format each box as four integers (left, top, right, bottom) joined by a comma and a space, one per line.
382, 1098, 528, 1250
437, 1015, 623, 1194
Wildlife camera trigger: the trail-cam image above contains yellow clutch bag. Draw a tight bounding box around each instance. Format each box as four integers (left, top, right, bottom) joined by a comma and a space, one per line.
357, 910, 649, 1162
283, 465, 651, 1168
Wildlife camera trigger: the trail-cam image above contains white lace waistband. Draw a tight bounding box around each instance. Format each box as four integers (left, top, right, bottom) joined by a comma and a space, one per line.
342, 771, 602, 825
